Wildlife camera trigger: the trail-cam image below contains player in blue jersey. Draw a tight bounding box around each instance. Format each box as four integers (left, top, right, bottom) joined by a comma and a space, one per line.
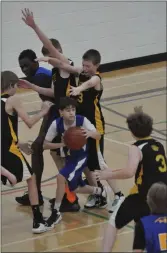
133, 182, 167, 253
43, 97, 107, 229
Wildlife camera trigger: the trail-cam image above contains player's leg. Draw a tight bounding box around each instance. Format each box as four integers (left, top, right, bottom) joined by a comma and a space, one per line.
15, 116, 48, 206
102, 194, 150, 252
84, 136, 107, 208
45, 156, 88, 229
49, 150, 80, 212
2, 148, 47, 234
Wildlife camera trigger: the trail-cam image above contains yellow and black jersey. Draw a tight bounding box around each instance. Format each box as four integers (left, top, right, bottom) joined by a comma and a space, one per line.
1, 94, 33, 184
76, 71, 105, 135
52, 59, 77, 116
130, 138, 167, 198
1, 94, 18, 151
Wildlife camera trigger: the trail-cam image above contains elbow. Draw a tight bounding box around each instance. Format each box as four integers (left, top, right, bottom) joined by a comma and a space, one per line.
27, 122, 33, 129
125, 169, 135, 178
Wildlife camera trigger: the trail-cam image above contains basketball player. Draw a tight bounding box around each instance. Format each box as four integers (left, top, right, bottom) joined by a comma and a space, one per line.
15, 49, 53, 206
133, 182, 167, 253
43, 97, 107, 229
1, 71, 51, 233
20, 8, 123, 211
94, 107, 167, 252
37, 50, 125, 210
20, 9, 80, 211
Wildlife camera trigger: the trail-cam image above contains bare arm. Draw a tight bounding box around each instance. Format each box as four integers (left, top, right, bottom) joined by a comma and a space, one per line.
18, 79, 54, 98
36, 56, 82, 75
22, 8, 69, 64
70, 75, 100, 96
10, 96, 51, 128
94, 145, 142, 180
82, 117, 101, 140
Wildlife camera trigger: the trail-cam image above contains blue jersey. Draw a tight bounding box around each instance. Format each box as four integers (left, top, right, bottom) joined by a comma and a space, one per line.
35, 66, 52, 77
141, 214, 167, 253
56, 115, 88, 159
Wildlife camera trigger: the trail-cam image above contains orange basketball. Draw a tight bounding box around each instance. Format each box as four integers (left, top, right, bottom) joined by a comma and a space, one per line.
64, 126, 87, 150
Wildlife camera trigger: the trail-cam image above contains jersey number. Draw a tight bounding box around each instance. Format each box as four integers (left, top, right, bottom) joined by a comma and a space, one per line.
156, 154, 167, 173
158, 233, 167, 251
77, 93, 83, 103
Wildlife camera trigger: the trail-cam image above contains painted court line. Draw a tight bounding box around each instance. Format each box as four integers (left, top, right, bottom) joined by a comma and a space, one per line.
42, 230, 133, 252
2, 221, 107, 247
104, 77, 165, 92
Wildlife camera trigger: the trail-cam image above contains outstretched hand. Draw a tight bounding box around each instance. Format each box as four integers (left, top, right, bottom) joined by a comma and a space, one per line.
22, 8, 36, 29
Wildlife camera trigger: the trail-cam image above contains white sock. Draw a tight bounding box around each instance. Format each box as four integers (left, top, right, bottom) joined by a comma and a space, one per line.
54, 201, 61, 211
93, 187, 101, 195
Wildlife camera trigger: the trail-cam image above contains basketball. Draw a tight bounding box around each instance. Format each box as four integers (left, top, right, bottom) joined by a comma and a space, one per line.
64, 126, 87, 150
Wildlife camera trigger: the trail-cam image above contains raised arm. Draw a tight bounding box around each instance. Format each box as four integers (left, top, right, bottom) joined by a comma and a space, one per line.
36, 56, 82, 75
10, 96, 51, 128
21, 8, 69, 64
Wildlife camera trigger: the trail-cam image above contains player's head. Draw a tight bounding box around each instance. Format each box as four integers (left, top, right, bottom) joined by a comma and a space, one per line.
147, 182, 167, 214
82, 49, 101, 75
18, 49, 39, 77
126, 107, 153, 139
1, 71, 19, 95
59, 97, 77, 122
41, 39, 62, 57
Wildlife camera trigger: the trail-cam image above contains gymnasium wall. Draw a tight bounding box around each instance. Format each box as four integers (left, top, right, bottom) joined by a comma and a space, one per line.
1, 1, 166, 77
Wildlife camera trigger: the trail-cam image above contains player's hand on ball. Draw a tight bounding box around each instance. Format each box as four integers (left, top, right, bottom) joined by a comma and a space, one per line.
70, 86, 81, 96
22, 8, 36, 29
81, 128, 91, 139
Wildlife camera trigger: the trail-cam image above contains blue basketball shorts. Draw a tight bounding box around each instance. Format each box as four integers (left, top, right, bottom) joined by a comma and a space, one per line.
59, 155, 87, 191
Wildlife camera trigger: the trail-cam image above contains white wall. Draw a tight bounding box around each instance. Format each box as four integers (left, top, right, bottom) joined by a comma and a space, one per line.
1, 1, 166, 77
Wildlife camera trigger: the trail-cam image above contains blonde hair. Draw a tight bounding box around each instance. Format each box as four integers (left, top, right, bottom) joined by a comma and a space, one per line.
147, 182, 167, 214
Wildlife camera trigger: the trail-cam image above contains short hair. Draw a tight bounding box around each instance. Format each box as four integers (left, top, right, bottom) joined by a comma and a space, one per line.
59, 97, 78, 110
1, 71, 19, 93
18, 49, 37, 62
126, 107, 153, 138
82, 49, 101, 65
41, 38, 62, 55
147, 182, 167, 214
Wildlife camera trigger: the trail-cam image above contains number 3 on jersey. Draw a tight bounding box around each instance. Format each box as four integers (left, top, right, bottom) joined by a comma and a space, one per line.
156, 154, 167, 173
78, 93, 83, 103
158, 233, 167, 251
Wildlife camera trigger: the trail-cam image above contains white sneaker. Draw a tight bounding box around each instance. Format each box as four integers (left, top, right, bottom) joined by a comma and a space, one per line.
84, 194, 97, 208
108, 194, 125, 213
32, 221, 47, 234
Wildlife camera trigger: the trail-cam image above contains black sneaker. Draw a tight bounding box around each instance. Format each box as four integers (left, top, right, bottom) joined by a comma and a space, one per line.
32, 219, 47, 234
49, 194, 80, 212
45, 210, 62, 230
95, 187, 107, 208
15, 191, 44, 206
